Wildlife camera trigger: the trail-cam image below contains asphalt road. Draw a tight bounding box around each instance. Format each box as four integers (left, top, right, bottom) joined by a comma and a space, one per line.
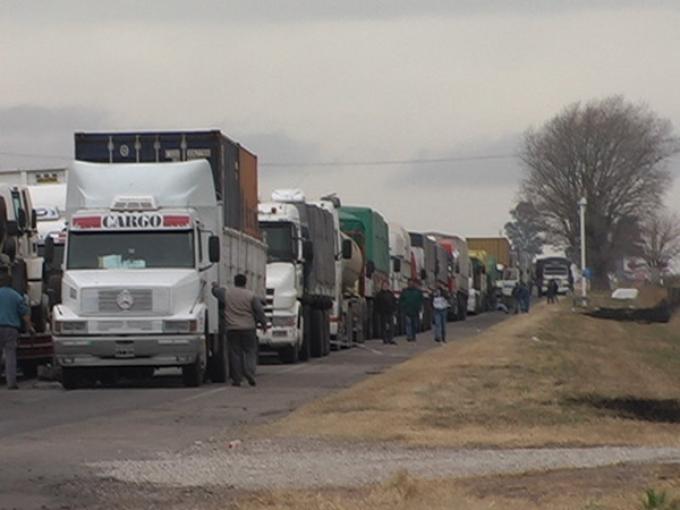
0, 312, 507, 509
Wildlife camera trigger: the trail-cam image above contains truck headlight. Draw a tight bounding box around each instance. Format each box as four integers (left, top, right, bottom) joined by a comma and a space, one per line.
54, 320, 88, 335
272, 315, 297, 328
163, 320, 198, 334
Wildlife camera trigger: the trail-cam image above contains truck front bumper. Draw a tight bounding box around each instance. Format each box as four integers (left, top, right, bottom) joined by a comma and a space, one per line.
54, 334, 203, 367
258, 327, 297, 348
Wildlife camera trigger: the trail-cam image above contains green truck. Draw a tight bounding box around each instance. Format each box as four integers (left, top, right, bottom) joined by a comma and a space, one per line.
339, 206, 390, 340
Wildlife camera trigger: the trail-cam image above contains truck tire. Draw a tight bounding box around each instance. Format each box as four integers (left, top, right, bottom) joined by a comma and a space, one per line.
365, 300, 374, 339
182, 355, 205, 387
299, 306, 311, 361
310, 309, 324, 358
209, 333, 229, 383
182, 360, 204, 387
323, 310, 331, 356
31, 301, 48, 334
11, 260, 27, 294
279, 342, 299, 364
459, 294, 468, 321
19, 360, 38, 379
61, 367, 85, 390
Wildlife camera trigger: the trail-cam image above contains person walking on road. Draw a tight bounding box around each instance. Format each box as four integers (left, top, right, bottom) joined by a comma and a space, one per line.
374, 282, 397, 345
432, 286, 449, 343
0, 271, 35, 389
212, 274, 267, 387
546, 279, 558, 304
400, 279, 423, 342
518, 280, 531, 313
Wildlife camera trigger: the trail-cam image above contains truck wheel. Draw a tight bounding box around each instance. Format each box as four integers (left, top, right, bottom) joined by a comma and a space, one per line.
209, 333, 229, 383
11, 260, 27, 294
278, 343, 299, 364
182, 356, 205, 387
299, 307, 311, 361
61, 367, 84, 390
322, 310, 331, 356
365, 300, 374, 339
310, 309, 324, 358
20, 360, 38, 379
31, 302, 48, 334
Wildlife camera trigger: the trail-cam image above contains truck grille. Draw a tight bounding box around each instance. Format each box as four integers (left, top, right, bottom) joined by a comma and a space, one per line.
265, 288, 274, 318
98, 289, 153, 313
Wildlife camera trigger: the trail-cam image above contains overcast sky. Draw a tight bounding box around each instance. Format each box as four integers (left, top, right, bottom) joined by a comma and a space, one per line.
1, 0, 680, 237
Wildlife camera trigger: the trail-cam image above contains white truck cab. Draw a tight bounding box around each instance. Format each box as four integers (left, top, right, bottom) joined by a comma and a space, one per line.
258, 189, 336, 363
53, 160, 266, 388
258, 199, 306, 362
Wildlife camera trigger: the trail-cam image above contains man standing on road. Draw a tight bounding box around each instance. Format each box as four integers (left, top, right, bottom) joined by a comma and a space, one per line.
212, 274, 267, 387
374, 282, 397, 345
432, 286, 449, 343
0, 270, 35, 389
399, 279, 423, 342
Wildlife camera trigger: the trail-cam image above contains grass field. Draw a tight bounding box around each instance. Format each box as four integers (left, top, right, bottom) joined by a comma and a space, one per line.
262, 302, 680, 448
234, 463, 680, 510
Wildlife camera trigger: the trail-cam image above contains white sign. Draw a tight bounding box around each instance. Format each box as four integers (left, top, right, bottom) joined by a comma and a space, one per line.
103, 213, 163, 229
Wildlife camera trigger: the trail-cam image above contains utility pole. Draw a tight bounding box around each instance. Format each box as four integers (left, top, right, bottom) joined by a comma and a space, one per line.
578, 197, 587, 300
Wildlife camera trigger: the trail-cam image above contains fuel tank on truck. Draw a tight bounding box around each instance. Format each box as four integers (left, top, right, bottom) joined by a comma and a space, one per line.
341, 233, 363, 293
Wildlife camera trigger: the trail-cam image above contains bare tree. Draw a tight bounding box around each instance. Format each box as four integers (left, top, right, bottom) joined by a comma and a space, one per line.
520, 96, 678, 287
639, 208, 680, 279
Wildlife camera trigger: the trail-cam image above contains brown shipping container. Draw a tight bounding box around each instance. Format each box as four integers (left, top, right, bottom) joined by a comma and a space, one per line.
238, 146, 260, 239
466, 237, 511, 267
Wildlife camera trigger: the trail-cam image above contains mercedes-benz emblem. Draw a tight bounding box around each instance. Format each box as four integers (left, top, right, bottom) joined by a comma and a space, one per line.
116, 290, 135, 310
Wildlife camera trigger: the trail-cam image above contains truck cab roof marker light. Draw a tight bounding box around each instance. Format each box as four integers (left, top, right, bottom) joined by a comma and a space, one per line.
72, 216, 102, 229
163, 215, 191, 228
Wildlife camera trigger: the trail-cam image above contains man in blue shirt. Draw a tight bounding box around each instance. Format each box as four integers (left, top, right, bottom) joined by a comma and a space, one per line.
0, 272, 35, 389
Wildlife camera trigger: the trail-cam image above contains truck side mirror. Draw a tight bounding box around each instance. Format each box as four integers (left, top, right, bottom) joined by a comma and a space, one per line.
44, 237, 55, 264
17, 209, 27, 231
341, 238, 353, 260
393, 258, 401, 273
366, 260, 375, 277
303, 240, 314, 262
31, 209, 37, 230
6, 221, 18, 237
420, 269, 427, 281
208, 236, 220, 263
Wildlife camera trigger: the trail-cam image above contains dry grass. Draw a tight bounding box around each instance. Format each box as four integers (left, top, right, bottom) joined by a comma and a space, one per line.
261, 302, 680, 448
234, 463, 680, 510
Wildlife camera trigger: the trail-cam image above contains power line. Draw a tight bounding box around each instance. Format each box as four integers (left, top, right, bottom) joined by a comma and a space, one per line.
0, 149, 519, 167
0, 150, 71, 161
261, 153, 518, 168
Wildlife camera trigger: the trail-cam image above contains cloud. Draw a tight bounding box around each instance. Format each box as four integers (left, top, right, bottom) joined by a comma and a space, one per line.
4, 0, 679, 25
0, 105, 110, 169
396, 134, 523, 189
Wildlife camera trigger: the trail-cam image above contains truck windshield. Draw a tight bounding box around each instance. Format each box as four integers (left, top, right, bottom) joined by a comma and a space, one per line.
67, 231, 194, 269
260, 222, 296, 262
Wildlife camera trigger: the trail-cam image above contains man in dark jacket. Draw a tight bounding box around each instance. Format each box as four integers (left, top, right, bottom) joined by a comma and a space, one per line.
374, 282, 397, 345
399, 279, 424, 342
212, 274, 267, 387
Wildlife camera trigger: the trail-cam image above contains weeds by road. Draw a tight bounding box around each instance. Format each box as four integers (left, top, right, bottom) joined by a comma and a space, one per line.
263, 303, 680, 447
234, 463, 680, 510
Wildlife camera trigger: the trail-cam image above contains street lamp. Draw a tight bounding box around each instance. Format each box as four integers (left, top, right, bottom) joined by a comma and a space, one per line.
578, 197, 587, 300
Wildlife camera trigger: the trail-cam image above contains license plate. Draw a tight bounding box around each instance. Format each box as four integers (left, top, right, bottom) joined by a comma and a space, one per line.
115, 344, 135, 358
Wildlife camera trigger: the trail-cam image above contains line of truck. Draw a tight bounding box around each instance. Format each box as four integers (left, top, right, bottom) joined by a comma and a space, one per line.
0, 129, 523, 388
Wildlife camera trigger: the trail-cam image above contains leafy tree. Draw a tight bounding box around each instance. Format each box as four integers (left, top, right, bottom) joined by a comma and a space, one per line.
520, 96, 678, 287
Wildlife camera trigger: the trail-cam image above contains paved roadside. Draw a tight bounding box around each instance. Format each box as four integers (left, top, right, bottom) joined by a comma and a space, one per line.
0, 312, 507, 510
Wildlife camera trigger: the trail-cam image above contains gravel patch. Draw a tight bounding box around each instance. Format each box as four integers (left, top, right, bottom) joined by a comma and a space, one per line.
90, 438, 680, 490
